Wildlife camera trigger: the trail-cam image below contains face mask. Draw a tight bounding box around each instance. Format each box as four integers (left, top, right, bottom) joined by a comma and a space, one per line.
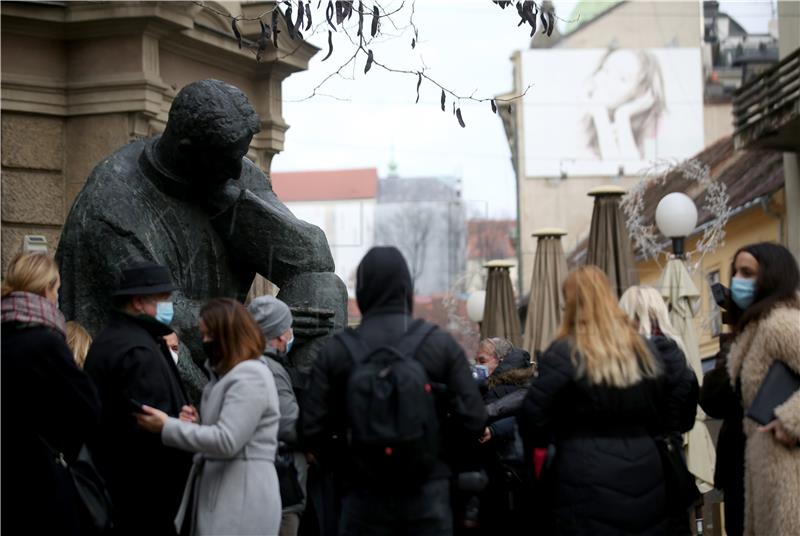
169, 349, 179, 364
285, 334, 294, 354
155, 301, 174, 326
203, 340, 222, 367
731, 277, 756, 310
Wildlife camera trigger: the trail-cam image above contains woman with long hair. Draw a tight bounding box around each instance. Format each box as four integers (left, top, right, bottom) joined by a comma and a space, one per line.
1, 252, 101, 535
137, 298, 282, 535
725, 242, 800, 536
520, 267, 697, 535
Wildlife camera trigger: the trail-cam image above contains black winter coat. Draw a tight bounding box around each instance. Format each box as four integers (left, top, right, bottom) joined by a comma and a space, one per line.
699, 357, 744, 536
520, 336, 698, 536
1, 323, 101, 536
84, 312, 193, 536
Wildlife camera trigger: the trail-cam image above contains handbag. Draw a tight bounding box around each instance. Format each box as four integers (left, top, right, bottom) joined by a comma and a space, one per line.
39, 437, 114, 534
275, 450, 305, 508
654, 433, 700, 510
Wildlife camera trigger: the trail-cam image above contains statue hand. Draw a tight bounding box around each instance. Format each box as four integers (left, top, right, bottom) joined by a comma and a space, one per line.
202, 182, 241, 215
290, 306, 336, 341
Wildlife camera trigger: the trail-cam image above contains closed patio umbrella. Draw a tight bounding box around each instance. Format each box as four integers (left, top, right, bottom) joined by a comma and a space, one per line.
480, 260, 522, 347
659, 257, 716, 492
524, 228, 568, 357
585, 186, 639, 298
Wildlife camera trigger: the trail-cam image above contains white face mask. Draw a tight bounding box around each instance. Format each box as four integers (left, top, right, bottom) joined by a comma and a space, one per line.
169, 349, 179, 364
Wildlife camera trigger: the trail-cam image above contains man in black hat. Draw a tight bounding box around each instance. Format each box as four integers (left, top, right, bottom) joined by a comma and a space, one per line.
84, 261, 192, 536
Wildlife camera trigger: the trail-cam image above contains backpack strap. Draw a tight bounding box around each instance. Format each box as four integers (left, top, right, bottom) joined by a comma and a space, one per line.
335, 328, 371, 364
394, 319, 437, 359
334, 320, 437, 364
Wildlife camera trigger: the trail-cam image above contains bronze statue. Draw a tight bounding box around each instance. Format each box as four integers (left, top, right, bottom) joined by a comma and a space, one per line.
57, 79, 346, 378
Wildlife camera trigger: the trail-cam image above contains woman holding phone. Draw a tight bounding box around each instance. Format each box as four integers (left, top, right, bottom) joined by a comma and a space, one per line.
137, 298, 282, 535
725, 243, 800, 536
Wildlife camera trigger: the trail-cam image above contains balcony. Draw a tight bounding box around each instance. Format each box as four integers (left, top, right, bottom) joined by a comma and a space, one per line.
733, 47, 800, 151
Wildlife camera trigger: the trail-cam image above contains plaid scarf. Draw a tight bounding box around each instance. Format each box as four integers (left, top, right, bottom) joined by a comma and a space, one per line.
1, 291, 66, 336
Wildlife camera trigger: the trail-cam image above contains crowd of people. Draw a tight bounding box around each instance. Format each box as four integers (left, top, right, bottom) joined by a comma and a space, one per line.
1, 241, 798, 536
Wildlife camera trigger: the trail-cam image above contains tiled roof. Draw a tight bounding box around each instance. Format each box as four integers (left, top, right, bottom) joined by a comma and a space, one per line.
270, 168, 378, 202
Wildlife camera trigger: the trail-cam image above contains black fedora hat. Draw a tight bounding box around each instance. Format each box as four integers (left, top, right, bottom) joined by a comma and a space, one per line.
112, 261, 177, 296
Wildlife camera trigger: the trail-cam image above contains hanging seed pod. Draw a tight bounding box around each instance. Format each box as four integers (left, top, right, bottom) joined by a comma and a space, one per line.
371, 5, 379, 37
357, 1, 364, 36
272, 9, 281, 48
305, 2, 312, 30
456, 108, 466, 128
547, 11, 555, 36
441, 89, 446, 112
364, 49, 374, 73
491, 100, 497, 113
231, 18, 242, 49
322, 31, 333, 61
415, 72, 422, 103
295, 1, 304, 34
326, 1, 336, 31
256, 19, 271, 62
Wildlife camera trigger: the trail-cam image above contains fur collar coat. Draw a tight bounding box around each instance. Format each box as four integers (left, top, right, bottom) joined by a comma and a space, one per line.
728, 301, 800, 536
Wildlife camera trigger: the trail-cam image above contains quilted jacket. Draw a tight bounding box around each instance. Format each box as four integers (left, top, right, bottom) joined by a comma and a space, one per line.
520, 336, 697, 535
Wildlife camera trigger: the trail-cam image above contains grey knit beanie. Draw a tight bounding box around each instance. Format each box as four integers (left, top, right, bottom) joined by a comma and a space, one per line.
247, 295, 292, 340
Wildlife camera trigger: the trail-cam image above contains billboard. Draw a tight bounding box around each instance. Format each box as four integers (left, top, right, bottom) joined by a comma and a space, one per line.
521, 48, 704, 177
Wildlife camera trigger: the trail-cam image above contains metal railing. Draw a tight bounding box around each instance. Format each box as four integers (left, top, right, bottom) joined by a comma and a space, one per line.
733, 47, 800, 148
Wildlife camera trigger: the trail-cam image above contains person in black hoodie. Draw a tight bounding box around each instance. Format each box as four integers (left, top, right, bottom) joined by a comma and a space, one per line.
84, 262, 193, 536
302, 246, 486, 535
1, 252, 101, 536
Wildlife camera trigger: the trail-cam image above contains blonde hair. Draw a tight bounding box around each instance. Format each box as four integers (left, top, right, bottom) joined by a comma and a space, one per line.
66, 321, 92, 369
619, 286, 686, 354
1, 252, 60, 299
557, 266, 659, 387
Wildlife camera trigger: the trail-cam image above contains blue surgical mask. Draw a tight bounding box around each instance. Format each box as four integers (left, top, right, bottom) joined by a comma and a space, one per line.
731, 277, 756, 310
155, 301, 174, 325
285, 334, 294, 354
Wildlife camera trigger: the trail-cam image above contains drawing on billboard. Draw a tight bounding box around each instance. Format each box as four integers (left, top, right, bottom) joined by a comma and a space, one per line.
521, 48, 704, 177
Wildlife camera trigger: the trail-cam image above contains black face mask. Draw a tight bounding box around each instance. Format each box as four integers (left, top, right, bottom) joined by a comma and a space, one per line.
203, 340, 222, 367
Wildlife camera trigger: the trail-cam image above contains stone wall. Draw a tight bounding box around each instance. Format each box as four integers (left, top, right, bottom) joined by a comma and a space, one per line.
1, 113, 66, 272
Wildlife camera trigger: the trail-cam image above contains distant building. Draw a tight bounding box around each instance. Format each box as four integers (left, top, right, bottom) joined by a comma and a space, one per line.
375, 176, 466, 297
271, 168, 378, 296
464, 219, 517, 294
497, 0, 778, 294
703, 1, 779, 102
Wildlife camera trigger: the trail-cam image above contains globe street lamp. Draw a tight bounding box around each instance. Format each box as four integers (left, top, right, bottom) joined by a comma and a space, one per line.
655, 192, 698, 258
466, 290, 486, 325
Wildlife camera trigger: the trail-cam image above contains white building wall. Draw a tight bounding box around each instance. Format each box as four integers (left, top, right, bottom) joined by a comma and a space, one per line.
285, 198, 375, 296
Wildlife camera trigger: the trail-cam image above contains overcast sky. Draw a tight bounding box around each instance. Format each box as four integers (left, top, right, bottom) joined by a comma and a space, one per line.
272, 0, 778, 219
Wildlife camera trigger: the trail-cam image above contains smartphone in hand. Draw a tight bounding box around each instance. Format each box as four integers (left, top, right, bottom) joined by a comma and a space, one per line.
128, 398, 146, 414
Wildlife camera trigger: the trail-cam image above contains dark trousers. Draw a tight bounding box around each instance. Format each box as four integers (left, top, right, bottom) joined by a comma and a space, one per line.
339, 479, 452, 536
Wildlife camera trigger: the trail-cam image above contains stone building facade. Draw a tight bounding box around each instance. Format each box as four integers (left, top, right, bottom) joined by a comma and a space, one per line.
1, 1, 316, 283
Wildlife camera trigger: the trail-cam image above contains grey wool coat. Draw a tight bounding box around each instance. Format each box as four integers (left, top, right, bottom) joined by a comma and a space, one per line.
162, 356, 282, 536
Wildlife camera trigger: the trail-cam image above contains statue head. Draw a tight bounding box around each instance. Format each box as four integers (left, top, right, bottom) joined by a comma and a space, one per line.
161, 79, 261, 189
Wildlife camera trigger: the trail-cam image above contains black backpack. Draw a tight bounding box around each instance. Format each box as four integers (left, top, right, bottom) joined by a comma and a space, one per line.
336, 319, 440, 487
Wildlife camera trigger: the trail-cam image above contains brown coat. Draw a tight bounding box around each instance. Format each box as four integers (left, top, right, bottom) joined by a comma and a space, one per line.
728, 302, 800, 536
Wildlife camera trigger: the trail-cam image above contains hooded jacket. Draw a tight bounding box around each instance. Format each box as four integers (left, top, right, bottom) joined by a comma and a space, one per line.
302, 247, 486, 486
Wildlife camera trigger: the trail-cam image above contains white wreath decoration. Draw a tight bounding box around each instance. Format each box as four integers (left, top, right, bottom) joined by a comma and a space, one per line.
620, 158, 733, 271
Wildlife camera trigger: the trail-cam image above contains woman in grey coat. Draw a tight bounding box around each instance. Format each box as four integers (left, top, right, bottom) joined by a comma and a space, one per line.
248, 295, 308, 536
138, 298, 282, 536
